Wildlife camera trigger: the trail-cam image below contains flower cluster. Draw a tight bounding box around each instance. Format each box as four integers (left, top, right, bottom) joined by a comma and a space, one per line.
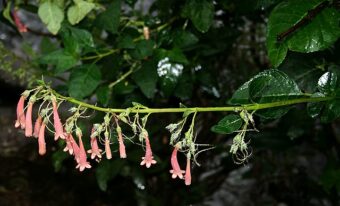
14, 88, 156, 172
15, 84, 202, 186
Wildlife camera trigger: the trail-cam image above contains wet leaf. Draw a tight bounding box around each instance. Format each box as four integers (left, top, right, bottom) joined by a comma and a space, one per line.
267, 0, 340, 67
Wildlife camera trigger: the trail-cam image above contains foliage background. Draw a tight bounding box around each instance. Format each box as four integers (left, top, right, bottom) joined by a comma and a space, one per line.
0, 0, 340, 205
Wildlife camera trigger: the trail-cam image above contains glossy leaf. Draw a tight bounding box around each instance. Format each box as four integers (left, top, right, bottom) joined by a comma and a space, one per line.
230, 69, 302, 104
68, 64, 101, 99
267, 0, 340, 67
211, 114, 243, 134
230, 69, 303, 119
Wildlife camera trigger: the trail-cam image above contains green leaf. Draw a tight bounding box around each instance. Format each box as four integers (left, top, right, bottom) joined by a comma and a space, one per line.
38, 1, 64, 34
182, 0, 214, 33
155, 48, 189, 65
67, 0, 95, 25
117, 35, 135, 49
211, 114, 243, 134
318, 71, 338, 95
96, 85, 110, 106
173, 30, 199, 49
67, 26, 94, 48
40, 37, 58, 54
230, 69, 303, 119
320, 100, 340, 122
132, 60, 158, 98
248, 70, 302, 103
60, 25, 94, 54
68, 64, 101, 99
174, 73, 193, 100
96, 0, 121, 33
230, 69, 302, 104
267, 0, 340, 67
39, 49, 78, 73
308, 66, 340, 121
279, 53, 324, 93
130, 40, 154, 60
96, 159, 124, 191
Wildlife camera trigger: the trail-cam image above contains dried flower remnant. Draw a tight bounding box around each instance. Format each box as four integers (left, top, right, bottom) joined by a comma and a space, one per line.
52, 99, 65, 140
25, 101, 34, 137
140, 131, 157, 168
170, 146, 185, 179
33, 115, 42, 138
15, 95, 26, 129
38, 120, 46, 156
75, 130, 91, 172
87, 127, 102, 160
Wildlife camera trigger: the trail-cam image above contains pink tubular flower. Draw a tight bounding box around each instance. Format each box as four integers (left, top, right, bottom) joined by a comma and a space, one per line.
117, 127, 126, 158
170, 146, 185, 179
70, 134, 80, 162
25, 102, 34, 137
64, 133, 74, 155
185, 156, 191, 186
15, 95, 26, 129
87, 127, 102, 159
140, 133, 157, 168
12, 10, 27, 33
38, 121, 46, 155
105, 137, 112, 160
52, 100, 65, 140
33, 115, 42, 138
75, 132, 91, 172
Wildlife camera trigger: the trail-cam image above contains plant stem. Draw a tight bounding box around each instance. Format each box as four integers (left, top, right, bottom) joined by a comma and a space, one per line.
51, 88, 334, 114
108, 67, 134, 89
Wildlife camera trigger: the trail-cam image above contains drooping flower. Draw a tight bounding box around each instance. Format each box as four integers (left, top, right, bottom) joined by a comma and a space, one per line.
38, 121, 46, 155
185, 155, 191, 186
75, 131, 91, 172
52, 99, 65, 140
63, 133, 74, 155
117, 127, 126, 158
15, 95, 26, 129
12, 10, 27, 33
140, 132, 157, 168
33, 115, 42, 138
25, 102, 34, 137
170, 146, 185, 179
105, 135, 112, 160
87, 127, 102, 159
70, 134, 80, 163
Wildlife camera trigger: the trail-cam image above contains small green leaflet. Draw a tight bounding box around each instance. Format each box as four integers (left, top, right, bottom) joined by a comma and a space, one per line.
211, 114, 243, 134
